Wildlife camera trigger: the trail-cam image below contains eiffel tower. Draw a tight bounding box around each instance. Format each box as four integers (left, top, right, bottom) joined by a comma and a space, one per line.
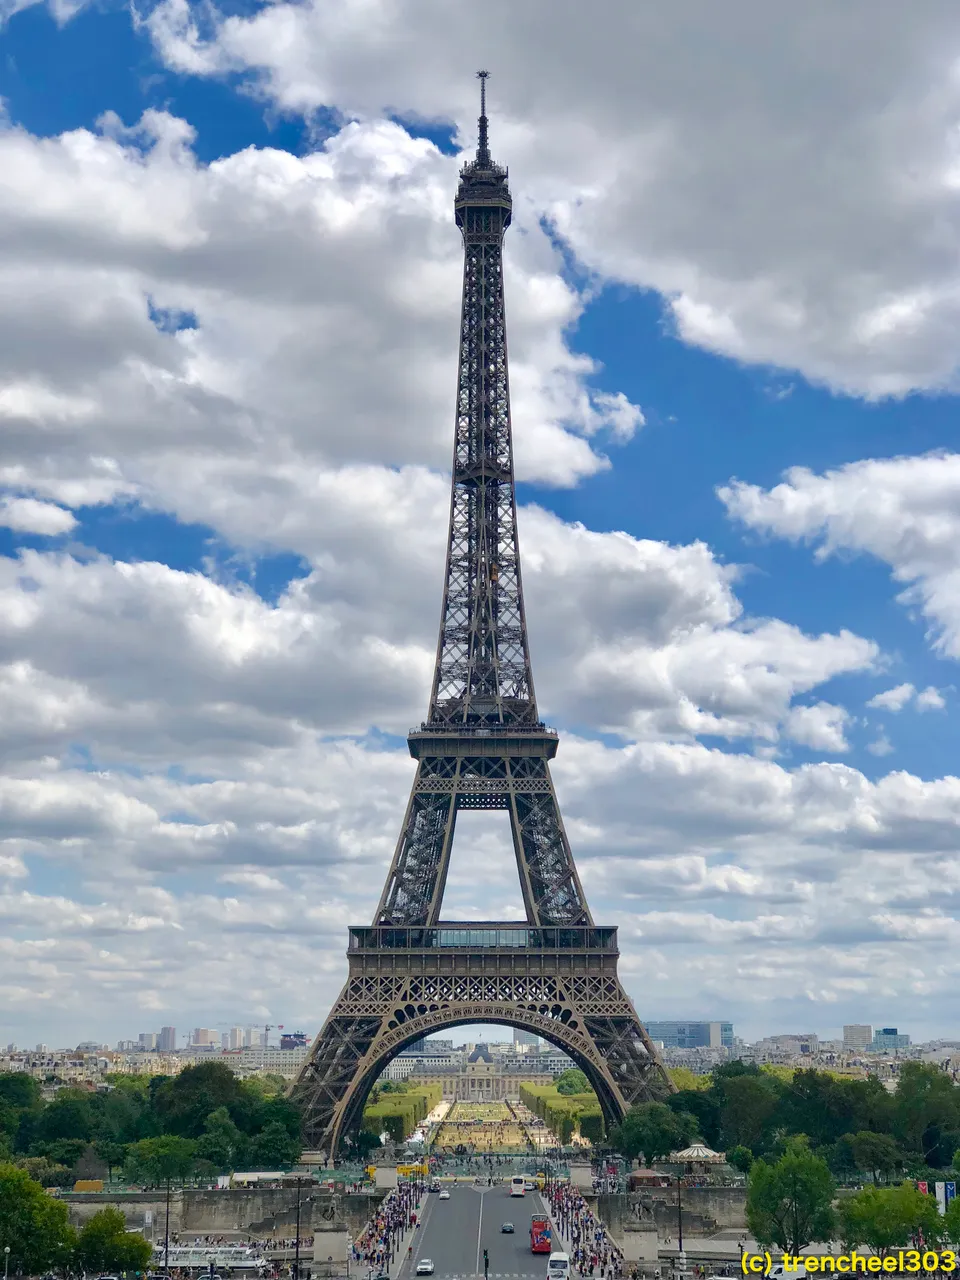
292, 73, 674, 1157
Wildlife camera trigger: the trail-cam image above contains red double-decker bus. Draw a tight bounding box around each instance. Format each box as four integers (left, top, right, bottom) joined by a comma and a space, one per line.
530, 1215, 552, 1253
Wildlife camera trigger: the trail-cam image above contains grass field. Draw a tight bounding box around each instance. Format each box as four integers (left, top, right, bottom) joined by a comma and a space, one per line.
432, 1100, 532, 1152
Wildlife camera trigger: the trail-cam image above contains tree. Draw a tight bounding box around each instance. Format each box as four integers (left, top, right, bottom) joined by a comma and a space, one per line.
248, 1120, 302, 1168
343, 1129, 382, 1161
555, 1070, 591, 1096
0, 1161, 77, 1272
33, 1094, 94, 1145
94, 1139, 129, 1181
941, 1193, 960, 1249
779, 1071, 857, 1148
668, 1090, 722, 1149
746, 1140, 836, 1254
13, 1156, 73, 1188
726, 1145, 754, 1174
718, 1075, 781, 1152
255, 1093, 303, 1140
839, 1182, 940, 1258
74, 1206, 153, 1273
0, 1074, 41, 1111
821, 1136, 858, 1182
39, 1138, 89, 1169
96, 1085, 151, 1144
848, 1131, 902, 1184
194, 1106, 246, 1172
124, 1135, 196, 1184
152, 1062, 245, 1138
610, 1102, 697, 1166
892, 1063, 960, 1167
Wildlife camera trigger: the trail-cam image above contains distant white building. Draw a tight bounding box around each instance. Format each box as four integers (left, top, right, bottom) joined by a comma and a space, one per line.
843, 1024, 873, 1050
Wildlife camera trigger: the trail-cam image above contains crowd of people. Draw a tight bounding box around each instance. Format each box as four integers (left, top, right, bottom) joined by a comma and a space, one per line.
547, 1181, 625, 1280
169, 1235, 317, 1248
351, 1178, 423, 1273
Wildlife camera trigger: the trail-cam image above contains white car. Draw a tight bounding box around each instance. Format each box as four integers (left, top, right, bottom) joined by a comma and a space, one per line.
416, 1261, 436, 1275
438, 1189, 450, 1200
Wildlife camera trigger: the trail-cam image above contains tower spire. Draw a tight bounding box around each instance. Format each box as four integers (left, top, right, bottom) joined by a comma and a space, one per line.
476, 68, 490, 166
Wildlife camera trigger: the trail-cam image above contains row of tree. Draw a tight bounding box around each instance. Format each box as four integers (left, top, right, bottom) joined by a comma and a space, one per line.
0, 1062, 304, 1186
361, 1082, 443, 1142
746, 1138, 960, 1257
0, 1163, 153, 1274
610, 1062, 960, 1183
519, 1073, 604, 1144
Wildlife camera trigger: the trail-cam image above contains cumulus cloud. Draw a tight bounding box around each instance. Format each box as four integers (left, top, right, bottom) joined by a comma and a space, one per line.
0, 107, 637, 525
719, 452, 960, 660
783, 702, 850, 753
867, 684, 916, 712
0, 497, 77, 535
4, 735, 960, 1037
916, 685, 947, 711
141, 0, 960, 398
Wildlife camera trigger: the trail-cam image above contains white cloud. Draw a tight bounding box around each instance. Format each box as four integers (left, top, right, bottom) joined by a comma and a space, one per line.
867, 733, 894, 757
4, 736, 960, 1039
0, 497, 77, 535
916, 685, 947, 711
140, 0, 960, 398
783, 702, 850, 752
0, 108, 637, 521
719, 452, 960, 659
867, 683, 916, 712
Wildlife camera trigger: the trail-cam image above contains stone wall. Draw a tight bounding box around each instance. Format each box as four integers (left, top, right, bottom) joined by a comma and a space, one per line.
61, 1188, 383, 1239
596, 1186, 748, 1244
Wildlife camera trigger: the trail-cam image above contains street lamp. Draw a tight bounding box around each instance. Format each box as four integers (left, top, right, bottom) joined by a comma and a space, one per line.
3, 1244, 9, 1280
294, 1176, 304, 1280
164, 1175, 171, 1274
675, 1175, 685, 1275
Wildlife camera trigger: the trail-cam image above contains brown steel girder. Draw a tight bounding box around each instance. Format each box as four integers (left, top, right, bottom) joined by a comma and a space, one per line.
291, 963, 673, 1160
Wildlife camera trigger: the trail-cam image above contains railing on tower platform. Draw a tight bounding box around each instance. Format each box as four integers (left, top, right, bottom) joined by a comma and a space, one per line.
347, 924, 618, 952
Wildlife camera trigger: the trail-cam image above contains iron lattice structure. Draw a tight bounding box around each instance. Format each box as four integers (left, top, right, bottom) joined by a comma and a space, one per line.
293, 75, 673, 1157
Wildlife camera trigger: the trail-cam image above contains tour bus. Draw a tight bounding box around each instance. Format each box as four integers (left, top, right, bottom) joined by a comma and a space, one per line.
509, 1175, 526, 1197
547, 1252, 570, 1280
530, 1214, 552, 1253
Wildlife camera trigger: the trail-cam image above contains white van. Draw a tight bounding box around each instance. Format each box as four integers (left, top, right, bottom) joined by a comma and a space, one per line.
547, 1253, 570, 1280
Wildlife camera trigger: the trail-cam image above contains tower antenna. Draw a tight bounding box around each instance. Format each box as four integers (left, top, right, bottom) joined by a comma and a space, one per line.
476, 69, 490, 166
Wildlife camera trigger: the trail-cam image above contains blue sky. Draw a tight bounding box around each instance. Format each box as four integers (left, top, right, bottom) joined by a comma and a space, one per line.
1, 0, 960, 1049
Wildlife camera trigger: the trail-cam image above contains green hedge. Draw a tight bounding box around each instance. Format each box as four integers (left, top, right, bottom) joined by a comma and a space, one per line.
362, 1083, 443, 1141
518, 1082, 604, 1145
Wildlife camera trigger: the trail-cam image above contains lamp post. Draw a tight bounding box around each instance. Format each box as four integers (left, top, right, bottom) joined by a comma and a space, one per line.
675, 1174, 685, 1277
294, 1175, 304, 1280
164, 1175, 171, 1274
4, 1244, 10, 1280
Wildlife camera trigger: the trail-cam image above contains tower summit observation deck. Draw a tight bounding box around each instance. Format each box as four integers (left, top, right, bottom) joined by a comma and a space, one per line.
292, 74, 673, 1158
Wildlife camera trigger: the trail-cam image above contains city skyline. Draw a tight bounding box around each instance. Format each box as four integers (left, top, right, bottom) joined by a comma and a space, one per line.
3, 1017, 949, 1053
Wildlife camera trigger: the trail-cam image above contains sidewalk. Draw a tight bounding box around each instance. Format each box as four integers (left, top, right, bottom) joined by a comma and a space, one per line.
390, 1188, 433, 1280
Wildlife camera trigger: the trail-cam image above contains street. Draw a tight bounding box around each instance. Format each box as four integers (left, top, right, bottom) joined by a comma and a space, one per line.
398, 1185, 552, 1280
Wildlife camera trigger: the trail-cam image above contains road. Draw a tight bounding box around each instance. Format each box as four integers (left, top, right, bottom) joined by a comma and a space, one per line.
399, 1185, 552, 1280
